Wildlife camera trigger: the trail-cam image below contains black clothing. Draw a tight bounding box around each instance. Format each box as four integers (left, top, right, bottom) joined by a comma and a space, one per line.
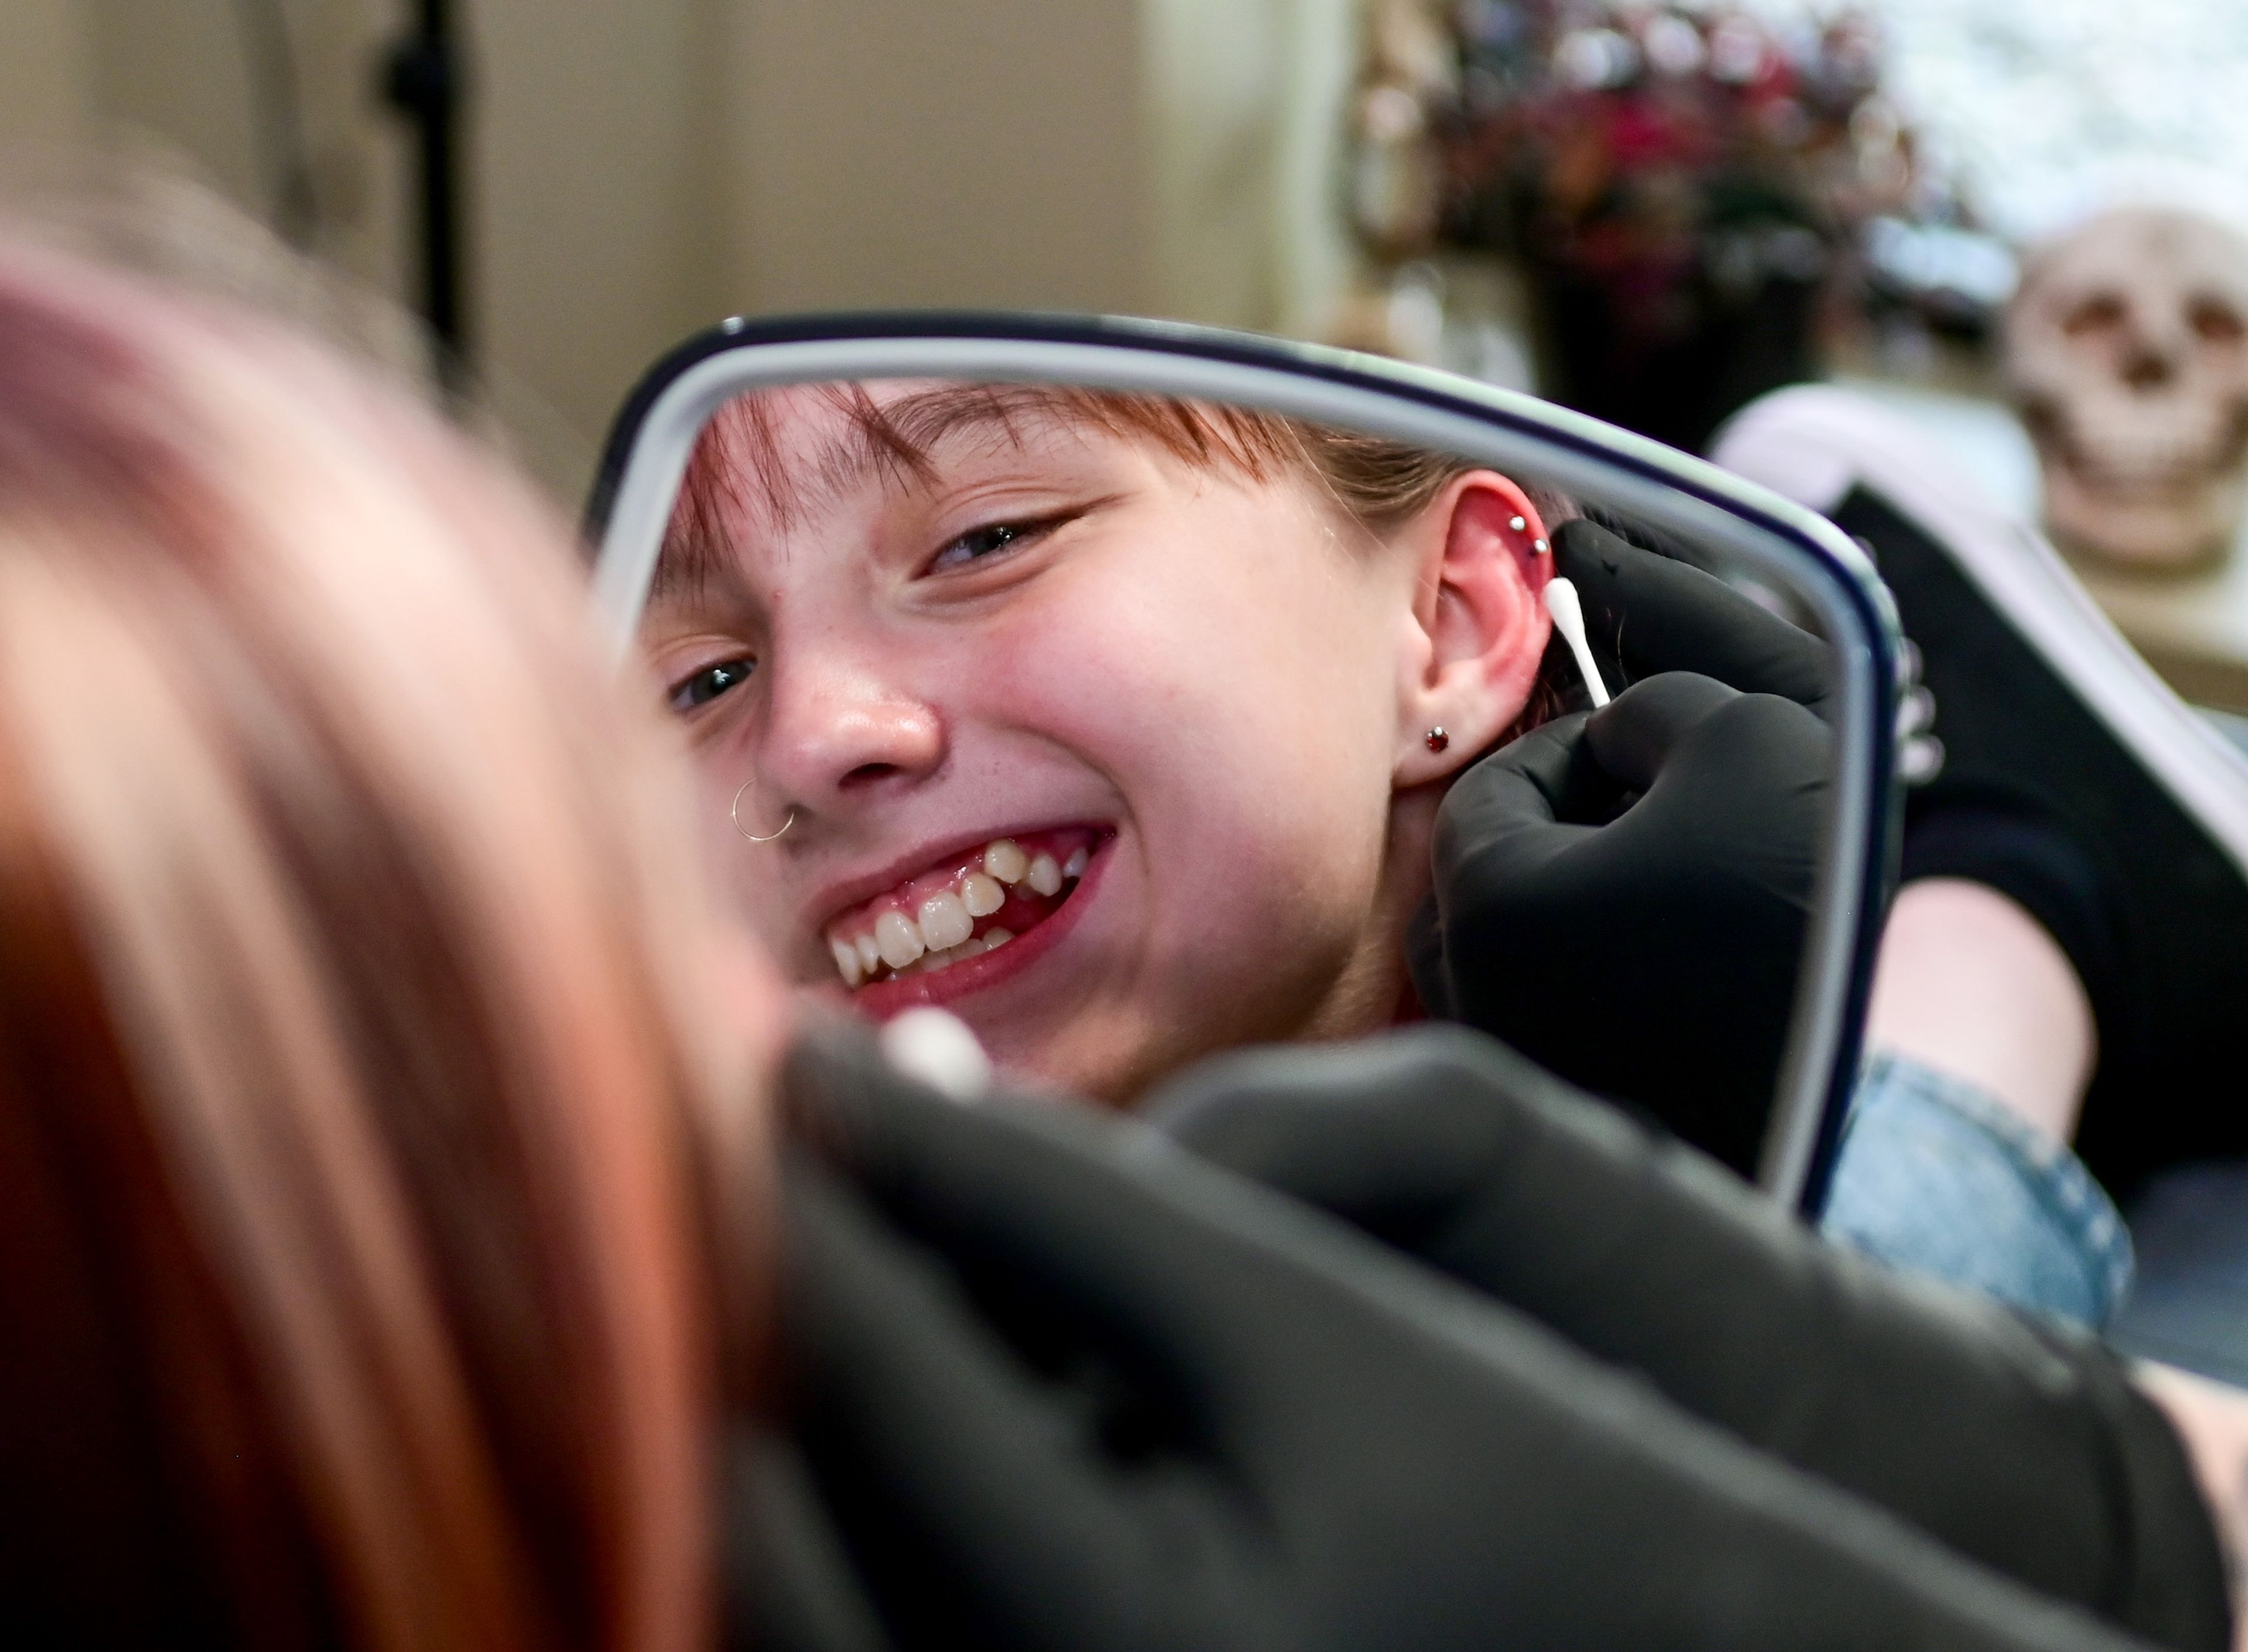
729, 1023, 2230, 1652
1157, 1027, 2233, 1650
1832, 487, 2248, 1201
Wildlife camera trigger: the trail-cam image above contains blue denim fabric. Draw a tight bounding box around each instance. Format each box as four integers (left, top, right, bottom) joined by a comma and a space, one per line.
1817, 1052, 2134, 1329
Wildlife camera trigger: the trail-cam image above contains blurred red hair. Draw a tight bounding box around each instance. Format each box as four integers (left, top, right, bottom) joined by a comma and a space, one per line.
0, 231, 773, 1651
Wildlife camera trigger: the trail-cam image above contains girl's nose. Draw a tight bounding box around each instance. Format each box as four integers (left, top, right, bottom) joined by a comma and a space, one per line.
754, 649, 945, 817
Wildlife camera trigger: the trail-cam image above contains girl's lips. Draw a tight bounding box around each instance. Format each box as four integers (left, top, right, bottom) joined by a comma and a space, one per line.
830, 831, 1112, 1018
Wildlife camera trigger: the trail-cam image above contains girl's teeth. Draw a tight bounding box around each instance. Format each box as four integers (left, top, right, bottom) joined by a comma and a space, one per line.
876, 910, 925, 969
833, 838, 1085, 986
918, 889, 974, 951
961, 872, 1005, 917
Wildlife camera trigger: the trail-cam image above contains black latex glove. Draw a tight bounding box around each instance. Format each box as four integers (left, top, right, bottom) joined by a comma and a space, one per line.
1557, 515, 1837, 721
1411, 516, 1843, 1174
1154, 1026, 2232, 1652
729, 1022, 2178, 1652
1413, 664, 1826, 1174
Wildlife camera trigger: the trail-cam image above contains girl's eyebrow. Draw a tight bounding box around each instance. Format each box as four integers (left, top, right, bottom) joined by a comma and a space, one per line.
794, 384, 1093, 512
648, 517, 742, 603
876, 383, 1085, 451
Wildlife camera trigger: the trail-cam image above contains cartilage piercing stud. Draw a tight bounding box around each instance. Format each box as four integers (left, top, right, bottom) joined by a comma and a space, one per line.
1509, 515, 1527, 532
1533, 539, 1550, 554
1425, 726, 1450, 753
731, 778, 797, 844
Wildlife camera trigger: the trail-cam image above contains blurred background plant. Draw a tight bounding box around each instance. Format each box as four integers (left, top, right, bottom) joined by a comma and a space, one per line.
1348, 0, 2012, 451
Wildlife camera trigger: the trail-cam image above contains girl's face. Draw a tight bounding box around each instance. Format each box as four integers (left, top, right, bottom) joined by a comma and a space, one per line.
641, 383, 1549, 1103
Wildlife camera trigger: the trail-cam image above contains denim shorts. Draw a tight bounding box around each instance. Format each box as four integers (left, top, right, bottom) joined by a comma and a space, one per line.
1817, 1051, 2134, 1329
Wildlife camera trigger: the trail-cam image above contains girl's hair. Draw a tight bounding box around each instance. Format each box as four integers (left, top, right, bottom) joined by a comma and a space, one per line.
664, 381, 1577, 742
0, 235, 765, 1651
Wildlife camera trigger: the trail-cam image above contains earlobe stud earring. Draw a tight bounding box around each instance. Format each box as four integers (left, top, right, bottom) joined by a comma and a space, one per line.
1425, 727, 1450, 753
731, 777, 796, 844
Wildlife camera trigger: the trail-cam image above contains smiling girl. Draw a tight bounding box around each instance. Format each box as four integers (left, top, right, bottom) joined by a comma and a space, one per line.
642, 381, 1562, 1105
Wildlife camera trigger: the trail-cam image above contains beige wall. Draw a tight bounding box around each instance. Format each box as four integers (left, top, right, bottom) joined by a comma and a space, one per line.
468, 0, 726, 492
80, 4, 265, 210
2, 1, 1365, 501
1146, 0, 1361, 341
0, 1, 93, 148
61, 1, 408, 302
719, 0, 1152, 316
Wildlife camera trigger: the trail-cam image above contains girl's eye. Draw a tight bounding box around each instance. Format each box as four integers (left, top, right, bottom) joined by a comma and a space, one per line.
668, 656, 755, 714
928, 517, 1050, 573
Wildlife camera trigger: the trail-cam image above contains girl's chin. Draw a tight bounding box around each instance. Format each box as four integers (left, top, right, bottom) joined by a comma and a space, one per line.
787, 979, 1140, 1106
960, 1023, 1149, 1111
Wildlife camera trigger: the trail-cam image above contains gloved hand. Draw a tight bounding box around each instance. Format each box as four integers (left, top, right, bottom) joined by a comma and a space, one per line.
1412, 519, 1836, 1174
1558, 513, 1838, 721
1153, 1025, 2232, 1652
729, 1021, 2175, 1652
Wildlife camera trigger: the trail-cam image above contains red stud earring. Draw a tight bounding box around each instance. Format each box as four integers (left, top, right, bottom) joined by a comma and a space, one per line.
1425, 726, 1449, 753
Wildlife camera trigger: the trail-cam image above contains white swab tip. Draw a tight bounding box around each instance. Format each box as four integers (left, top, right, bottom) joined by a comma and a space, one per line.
1543, 576, 1612, 708
1544, 577, 1585, 634
879, 1007, 992, 1100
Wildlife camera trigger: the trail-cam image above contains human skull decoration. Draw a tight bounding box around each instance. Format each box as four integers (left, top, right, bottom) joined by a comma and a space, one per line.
2005, 205, 2248, 571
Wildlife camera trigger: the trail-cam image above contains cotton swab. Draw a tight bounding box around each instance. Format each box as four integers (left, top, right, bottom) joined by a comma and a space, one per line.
1544, 577, 1611, 709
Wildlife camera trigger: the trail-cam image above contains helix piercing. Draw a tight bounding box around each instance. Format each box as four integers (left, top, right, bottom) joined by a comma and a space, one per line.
731, 778, 796, 844
1425, 726, 1450, 753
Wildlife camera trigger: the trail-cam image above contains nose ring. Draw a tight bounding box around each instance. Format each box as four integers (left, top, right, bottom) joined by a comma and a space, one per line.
731, 778, 796, 844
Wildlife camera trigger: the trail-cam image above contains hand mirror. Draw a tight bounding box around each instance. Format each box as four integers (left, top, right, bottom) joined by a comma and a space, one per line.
584, 314, 1900, 1212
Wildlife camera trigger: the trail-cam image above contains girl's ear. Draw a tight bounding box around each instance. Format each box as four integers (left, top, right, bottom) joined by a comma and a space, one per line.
1393, 471, 1552, 786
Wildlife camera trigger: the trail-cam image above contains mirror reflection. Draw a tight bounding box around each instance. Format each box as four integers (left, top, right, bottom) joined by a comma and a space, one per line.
633, 376, 1845, 1180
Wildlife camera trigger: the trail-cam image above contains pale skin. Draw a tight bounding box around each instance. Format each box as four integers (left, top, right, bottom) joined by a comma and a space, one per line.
1865, 878, 2096, 1145
643, 384, 1551, 1105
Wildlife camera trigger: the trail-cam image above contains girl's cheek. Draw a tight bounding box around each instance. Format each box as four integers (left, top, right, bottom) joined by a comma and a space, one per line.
977, 602, 1178, 752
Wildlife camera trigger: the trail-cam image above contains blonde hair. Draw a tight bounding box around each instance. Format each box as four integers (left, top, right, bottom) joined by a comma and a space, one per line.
0, 233, 765, 1651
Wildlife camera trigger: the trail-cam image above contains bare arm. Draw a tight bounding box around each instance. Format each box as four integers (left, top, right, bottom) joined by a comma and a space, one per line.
1865, 878, 2096, 1145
